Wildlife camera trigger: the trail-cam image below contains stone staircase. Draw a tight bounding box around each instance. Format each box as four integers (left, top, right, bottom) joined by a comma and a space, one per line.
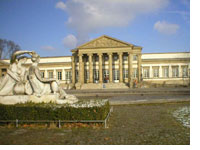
79, 83, 129, 89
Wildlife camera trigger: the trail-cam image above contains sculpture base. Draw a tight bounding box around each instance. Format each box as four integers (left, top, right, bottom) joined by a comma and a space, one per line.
0, 94, 77, 105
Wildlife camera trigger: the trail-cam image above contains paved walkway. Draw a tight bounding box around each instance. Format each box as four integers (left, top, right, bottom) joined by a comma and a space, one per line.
67, 87, 190, 93
67, 87, 190, 105
108, 95, 190, 105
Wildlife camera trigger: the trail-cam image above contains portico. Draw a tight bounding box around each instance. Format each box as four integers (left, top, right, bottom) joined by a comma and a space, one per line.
71, 35, 142, 89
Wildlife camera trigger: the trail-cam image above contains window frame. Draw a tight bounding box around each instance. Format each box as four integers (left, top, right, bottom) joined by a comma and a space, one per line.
48, 71, 53, 78
153, 67, 159, 78
123, 69, 128, 79
65, 70, 72, 81
162, 67, 169, 78
172, 66, 179, 78
182, 66, 188, 78
133, 68, 138, 78
133, 55, 137, 61
113, 69, 119, 80
57, 71, 62, 80
143, 68, 150, 78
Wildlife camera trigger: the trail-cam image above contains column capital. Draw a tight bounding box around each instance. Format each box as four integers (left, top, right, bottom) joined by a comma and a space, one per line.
117, 52, 123, 55
72, 55, 75, 61
108, 52, 113, 56
128, 52, 134, 55
98, 53, 103, 56
78, 53, 83, 57
88, 53, 93, 56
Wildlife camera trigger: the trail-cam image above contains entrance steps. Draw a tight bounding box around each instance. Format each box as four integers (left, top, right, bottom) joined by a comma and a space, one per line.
79, 83, 129, 89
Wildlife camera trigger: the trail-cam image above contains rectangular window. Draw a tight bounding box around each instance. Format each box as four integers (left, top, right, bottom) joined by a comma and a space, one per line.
65, 70, 72, 81
95, 56, 99, 62
48, 71, 53, 78
182, 66, 188, 77
114, 55, 118, 61
162, 67, 169, 78
40, 70, 45, 78
153, 67, 159, 78
94, 69, 99, 81
172, 66, 179, 77
123, 55, 128, 61
2, 68, 7, 72
75, 70, 79, 82
133, 69, 138, 78
133, 55, 137, 61
85, 57, 88, 62
57, 71, 62, 80
104, 56, 108, 61
103, 69, 109, 83
143, 68, 149, 78
113, 70, 119, 80
84, 70, 89, 81
76, 57, 79, 62
123, 69, 128, 79
1, 68, 7, 77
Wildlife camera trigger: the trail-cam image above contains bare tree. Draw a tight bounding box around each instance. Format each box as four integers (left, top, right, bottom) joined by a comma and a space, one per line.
0, 39, 21, 59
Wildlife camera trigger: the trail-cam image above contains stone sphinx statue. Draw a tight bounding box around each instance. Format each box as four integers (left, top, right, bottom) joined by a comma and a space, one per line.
0, 50, 78, 105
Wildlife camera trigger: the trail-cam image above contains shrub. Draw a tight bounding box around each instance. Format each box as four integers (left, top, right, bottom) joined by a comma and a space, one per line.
0, 100, 110, 121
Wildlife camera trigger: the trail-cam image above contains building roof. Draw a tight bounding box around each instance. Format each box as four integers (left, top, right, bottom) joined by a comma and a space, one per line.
71, 35, 142, 52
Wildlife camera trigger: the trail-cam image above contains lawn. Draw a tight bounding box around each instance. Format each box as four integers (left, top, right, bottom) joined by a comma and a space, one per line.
0, 102, 189, 145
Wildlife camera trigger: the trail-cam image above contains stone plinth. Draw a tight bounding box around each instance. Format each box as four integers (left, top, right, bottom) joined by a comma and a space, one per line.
0, 94, 77, 105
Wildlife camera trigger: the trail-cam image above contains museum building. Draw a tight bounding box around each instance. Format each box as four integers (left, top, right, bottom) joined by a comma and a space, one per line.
0, 35, 190, 89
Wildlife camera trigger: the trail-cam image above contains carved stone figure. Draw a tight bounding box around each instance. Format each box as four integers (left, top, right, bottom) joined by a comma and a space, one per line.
0, 50, 33, 95
28, 52, 78, 102
0, 50, 78, 105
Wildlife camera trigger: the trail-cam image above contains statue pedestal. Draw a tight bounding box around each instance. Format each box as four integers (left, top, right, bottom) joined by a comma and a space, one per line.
0, 94, 63, 105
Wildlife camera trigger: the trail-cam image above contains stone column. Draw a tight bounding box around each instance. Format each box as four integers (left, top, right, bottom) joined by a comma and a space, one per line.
137, 54, 142, 82
98, 53, 103, 83
44, 70, 48, 78
159, 66, 162, 78
188, 65, 190, 78
128, 52, 133, 87
179, 65, 182, 78
53, 69, 56, 79
71, 54, 76, 84
149, 66, 153, 78
79, 53, 84, 84
62, 69, 65, 81
108, 53, 113, 82
169, 65, 172, 78
88, 53, 93, 83
118, 52, 123, 82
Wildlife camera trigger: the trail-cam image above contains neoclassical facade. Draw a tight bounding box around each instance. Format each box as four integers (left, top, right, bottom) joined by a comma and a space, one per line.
71, 35, 143, 89
0, 35, 190, 89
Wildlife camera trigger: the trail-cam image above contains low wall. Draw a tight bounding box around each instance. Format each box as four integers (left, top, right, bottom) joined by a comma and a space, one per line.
141, 78, 190, 88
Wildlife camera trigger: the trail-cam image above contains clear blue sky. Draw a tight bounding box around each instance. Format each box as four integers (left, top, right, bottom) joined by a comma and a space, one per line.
0, 0, 190, 57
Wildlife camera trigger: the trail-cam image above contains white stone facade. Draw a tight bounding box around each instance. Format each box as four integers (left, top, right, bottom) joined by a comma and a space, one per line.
0, 36, 190, 89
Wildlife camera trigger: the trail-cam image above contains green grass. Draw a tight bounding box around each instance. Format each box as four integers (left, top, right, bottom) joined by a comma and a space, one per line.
0, 102, 189, 145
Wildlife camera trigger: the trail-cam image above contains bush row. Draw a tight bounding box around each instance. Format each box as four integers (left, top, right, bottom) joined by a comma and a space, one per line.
0, 101, 110, 121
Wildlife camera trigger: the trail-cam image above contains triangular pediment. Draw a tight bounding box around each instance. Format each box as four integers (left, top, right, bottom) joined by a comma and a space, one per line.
78, 35, 133, 49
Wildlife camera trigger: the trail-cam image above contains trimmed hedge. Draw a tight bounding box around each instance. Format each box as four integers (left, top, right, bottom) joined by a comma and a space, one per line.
0, 100, 110, 121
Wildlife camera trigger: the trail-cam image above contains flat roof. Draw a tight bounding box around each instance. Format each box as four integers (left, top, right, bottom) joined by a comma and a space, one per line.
142, 52, 190, 55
